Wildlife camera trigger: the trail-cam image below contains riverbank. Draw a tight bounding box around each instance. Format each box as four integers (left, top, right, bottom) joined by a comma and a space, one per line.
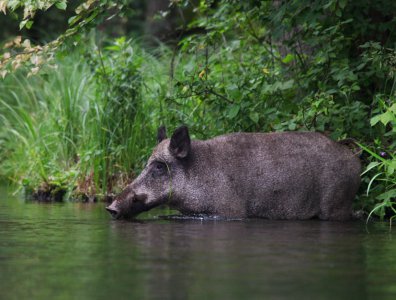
1, 1, 395, 217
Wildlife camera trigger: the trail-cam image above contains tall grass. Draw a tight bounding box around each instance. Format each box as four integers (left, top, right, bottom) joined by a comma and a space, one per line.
0, 41, 167, 199
0, 57, 93, 195
359, 144, 396, 224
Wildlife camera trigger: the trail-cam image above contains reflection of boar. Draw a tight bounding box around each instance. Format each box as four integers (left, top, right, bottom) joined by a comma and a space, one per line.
106, 126, 361, 220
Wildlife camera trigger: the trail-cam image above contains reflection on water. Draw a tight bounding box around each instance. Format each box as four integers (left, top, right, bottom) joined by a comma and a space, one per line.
0, 185, 396, 299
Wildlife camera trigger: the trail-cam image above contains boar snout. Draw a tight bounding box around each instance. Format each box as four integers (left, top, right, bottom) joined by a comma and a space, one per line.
106, 201, 120, 219
105, 187, 151, 219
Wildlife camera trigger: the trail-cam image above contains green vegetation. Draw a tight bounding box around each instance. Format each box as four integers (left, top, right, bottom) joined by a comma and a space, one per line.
0, 38, 165, 199
0, 0, 395, 219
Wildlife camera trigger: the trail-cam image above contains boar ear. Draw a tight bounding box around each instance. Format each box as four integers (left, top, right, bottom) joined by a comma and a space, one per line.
157, 126, 167, 144
169, 126, 191, 158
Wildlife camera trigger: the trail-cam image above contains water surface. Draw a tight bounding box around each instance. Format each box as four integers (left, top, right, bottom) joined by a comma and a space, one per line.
0, 185, 395, 300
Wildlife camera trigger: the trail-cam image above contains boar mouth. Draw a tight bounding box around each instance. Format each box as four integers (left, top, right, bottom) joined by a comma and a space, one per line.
106, 192, 169, 220
105, 201, 151, 220
105, 206, 121, 219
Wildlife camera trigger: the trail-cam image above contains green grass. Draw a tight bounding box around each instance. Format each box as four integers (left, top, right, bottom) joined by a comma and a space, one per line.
359, 143, 396, 223
0, 44, 165, 199
0, 56, 92, 194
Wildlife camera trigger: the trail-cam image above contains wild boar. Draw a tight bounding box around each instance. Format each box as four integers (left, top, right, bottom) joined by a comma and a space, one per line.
106, 126, 361, 220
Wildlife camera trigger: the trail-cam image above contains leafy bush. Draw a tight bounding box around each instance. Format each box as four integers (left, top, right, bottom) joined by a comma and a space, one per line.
164, 0, 389, 140
164, 0, 396, 216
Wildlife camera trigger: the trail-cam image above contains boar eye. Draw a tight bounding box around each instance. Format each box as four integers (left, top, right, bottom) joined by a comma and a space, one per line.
156, 162, 164, 169
151, 161, 167, 177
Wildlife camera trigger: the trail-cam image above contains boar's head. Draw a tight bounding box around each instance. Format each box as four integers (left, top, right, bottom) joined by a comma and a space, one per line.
106, 125, 190, 219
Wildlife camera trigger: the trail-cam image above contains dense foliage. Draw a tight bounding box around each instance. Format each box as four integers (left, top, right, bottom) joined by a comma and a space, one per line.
0, 0, 395, 218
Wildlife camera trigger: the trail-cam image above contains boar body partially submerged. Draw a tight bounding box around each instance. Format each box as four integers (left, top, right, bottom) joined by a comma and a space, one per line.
106, 126, 361, 220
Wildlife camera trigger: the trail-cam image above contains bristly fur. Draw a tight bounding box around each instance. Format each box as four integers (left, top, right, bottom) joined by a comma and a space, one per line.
108, 127, 362, 221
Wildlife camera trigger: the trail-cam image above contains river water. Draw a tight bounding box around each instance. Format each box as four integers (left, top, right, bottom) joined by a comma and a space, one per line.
0, 185, 396, 300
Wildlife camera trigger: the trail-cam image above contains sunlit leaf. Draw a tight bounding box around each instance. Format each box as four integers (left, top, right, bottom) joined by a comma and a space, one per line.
56, 1, 67, 10
249, 112, 259, 124
380, 111, 395, 126
282, 54, 294, 64
227, 104, 240, 119
370, 115, 381, 126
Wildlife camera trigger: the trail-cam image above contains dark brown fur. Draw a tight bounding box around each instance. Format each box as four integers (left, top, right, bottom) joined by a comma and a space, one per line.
106, 127, 361, 220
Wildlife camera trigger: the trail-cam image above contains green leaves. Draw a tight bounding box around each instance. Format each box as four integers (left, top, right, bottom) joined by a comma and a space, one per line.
56, 1, 67, 10
360, 141, 396, 222
282, 54, 294, 64
249, 112, 259, 124
19, 19, 33, 30
227, 104, 240, 119
0, 0, 68, 28
1, 0, 127, 78
262, 80, 295, 94
371, 111, 395, 126
370, 103, 396, 128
